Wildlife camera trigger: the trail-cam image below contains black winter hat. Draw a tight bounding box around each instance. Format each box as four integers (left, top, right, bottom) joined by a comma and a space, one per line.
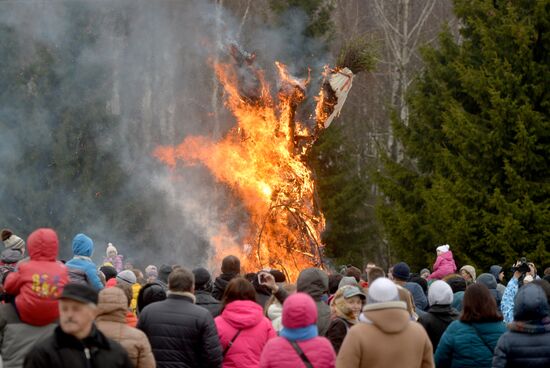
392, 262, 410, 281
193, 267, 212, 289
59, 283, 98, 305
100, 265, 117, 281
446, 276, 467, 293
158, 264, 173, 283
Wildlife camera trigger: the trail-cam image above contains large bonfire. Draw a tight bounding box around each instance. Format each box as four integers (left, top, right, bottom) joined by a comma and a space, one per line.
154, 44, 363, 279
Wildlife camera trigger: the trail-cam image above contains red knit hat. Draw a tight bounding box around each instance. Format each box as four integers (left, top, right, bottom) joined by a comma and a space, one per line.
282, 292, 317, 329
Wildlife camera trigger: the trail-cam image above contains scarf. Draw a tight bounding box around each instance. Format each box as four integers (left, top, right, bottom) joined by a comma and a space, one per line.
509, 316, 550, 334
280, 324, 318, 341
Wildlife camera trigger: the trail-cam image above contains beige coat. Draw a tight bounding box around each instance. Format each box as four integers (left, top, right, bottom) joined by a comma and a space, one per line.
96, 287, 156, 368
336, 301, 434, 368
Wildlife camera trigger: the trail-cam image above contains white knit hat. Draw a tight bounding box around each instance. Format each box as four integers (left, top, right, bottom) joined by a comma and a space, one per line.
428, 280, 454, 306
436, 244, 450, 253
366, 277, 399, 304
106, 243, 117, 256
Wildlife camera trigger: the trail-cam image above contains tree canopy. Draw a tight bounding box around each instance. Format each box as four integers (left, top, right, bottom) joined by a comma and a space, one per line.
375, 0, 550, 272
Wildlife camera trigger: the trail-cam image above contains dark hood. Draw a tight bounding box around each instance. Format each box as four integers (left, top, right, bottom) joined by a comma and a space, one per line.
158, 264, 172, 284
514, 283, 550, 321
137, 281, 167, 314
428, 304, 459, 323
489, 265, 502, 281
297, 268, 328, 301
477, 273, 497, 289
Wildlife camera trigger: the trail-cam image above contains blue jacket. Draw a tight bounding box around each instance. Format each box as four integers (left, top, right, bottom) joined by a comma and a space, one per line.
500, 278, 518, 323
404, 282, 428, 311
493, 283, 550, 368
65, 234, 103, 290
435, 320, 506, 368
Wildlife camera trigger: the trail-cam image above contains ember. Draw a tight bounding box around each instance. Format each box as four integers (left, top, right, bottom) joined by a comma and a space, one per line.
154, 45, 355, 280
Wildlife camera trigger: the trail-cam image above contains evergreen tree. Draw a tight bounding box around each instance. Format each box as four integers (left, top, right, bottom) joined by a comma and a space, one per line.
309, 126, 379, 268
375, 0, 550, 272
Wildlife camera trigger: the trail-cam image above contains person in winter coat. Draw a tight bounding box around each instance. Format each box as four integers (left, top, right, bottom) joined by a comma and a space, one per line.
138, 268, 222, 368
193, 267, 221, 317
493, 283, 550, 368
490, 265, 506, 295
476, 273, 502, 307
435, 283, 506, 368
0, 302, 56, 368
297, 268, 331, 336
326, 285, 366, 353
260, 292, 336, 368
96, 287, 156, 368
4, 228, 68, 326
336, 277, 434, 368
103, 243, 124, 273
215, 277, 275, 368
213, 255, 241, 300
65, 233, 103, 291
427, 245, 457, 280
392, 262, 428, 312
24, 283, 133, 368
500, 260, 537, 323
418, 280, 459, 351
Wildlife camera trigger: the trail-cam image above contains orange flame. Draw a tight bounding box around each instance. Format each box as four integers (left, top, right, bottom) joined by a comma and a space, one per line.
154, 58, 332, 280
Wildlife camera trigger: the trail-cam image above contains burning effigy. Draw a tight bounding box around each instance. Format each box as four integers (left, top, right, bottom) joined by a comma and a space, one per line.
154, 41, 370, 280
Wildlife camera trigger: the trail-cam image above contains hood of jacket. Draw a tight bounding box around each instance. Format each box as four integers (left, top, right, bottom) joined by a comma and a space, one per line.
214, 274, 233, 291
362, 302, 410, 333
72, 233, 94, 257
427, 304, 459, 323
96, 287, 127, 323
440, 251, 454, 261
489, 265, 502, 281
0, 248, 23, 263
514, 283, 550, 321
297, 268, 328, 301
221, 300, 264, 329
477, 273, 497, 290
28, 228, 59, 261
137, 281, 167, 313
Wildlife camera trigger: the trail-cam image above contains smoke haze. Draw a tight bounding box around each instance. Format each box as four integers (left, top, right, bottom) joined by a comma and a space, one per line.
0, 0, 328, 272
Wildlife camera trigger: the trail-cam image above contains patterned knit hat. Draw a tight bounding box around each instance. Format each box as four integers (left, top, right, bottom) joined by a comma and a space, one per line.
1, 229, 25, 251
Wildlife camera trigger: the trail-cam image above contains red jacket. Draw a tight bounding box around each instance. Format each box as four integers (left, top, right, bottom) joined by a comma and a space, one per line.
4, 228, 68, 326
215, 300, 276, 368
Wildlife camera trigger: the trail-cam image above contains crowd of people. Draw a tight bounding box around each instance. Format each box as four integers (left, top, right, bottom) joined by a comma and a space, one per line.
0, 228, 550, 368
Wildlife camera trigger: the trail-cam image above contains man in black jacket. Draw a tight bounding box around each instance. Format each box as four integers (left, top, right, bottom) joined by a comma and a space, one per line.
212, 255, 240, 300
193, 267, 221, 317
138, 267, 223, 368
23, 283, 133, 368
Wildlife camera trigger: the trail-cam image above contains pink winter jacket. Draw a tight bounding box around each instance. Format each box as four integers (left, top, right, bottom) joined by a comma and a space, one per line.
427, 251, 457, 280
260, 292, 336, 368
260, 336, 335, 368
215, 300, 276, 368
